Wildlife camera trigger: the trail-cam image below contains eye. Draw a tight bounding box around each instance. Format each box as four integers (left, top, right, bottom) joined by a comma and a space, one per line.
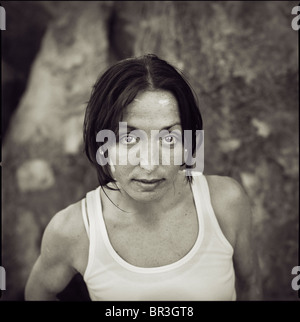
120, 135, 138, 145
162, 135, 177, 145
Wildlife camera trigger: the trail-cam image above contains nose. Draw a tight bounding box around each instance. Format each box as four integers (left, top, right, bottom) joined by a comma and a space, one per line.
139, 140, 159, 172
139, 162, 158, 172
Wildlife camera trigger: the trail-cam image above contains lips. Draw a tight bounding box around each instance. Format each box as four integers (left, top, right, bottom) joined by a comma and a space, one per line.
133, 179, 164, 184
132, 178, 165, 190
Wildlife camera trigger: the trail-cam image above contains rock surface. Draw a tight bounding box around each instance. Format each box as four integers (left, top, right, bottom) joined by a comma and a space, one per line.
2, 1, 298, 300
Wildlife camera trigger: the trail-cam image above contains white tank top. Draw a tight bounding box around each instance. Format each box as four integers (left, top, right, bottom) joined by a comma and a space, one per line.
81, 174, 236, 301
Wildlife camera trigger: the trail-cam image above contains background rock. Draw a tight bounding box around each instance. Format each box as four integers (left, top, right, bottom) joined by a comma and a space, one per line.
2, 1, 298, 300
16, 159, 55, 192
2, 1, 51, 138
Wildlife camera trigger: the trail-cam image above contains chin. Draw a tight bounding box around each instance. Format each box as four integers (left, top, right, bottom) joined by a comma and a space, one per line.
128, 189, 163, 202
123, 183, 166, 203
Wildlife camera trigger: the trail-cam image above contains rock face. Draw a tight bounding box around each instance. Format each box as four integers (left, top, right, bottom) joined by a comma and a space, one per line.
16, 159, 55, 192
2, 1, 298, 300
2, 1, 51, 138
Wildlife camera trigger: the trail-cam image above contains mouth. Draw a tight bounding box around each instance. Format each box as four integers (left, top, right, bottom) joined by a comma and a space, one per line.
133, 179, 164, 184
132, 178, 165, 190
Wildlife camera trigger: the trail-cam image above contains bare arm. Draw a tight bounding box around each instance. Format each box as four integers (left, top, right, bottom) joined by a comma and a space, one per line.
230, 184, 262, 300
25, 208, 79, 300
207, 176, 263, 300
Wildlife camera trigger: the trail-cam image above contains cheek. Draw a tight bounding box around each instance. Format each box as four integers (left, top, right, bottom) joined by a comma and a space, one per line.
112, 164, 134, 182
164, 165, 183, 178
108, 144, 132, 166
160, 144, 184, 166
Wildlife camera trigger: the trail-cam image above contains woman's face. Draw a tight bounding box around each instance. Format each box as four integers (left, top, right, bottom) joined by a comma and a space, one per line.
109, 89, 184, 202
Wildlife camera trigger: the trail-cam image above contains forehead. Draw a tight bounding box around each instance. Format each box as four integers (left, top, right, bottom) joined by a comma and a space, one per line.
122, 90, 181, 129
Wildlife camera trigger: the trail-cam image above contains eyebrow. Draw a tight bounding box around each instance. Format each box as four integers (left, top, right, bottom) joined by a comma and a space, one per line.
125, 122, 182, 132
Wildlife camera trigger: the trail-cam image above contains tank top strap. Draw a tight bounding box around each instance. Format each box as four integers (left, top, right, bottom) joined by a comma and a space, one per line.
192, 174, 234, 252
82, 187, 103, 279
190, 173, 205, 217
81, 198, 90, 239
85, 188, 100, 227
193, 174, 212, 210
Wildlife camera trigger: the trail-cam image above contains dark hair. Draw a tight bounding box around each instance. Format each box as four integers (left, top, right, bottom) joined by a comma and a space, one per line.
83, 54, 203, 187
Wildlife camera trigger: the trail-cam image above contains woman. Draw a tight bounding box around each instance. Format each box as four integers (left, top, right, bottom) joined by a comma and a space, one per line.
25, 54, 262, 301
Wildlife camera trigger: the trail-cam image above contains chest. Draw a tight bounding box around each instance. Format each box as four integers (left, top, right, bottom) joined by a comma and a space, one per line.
104, 204, 199, 268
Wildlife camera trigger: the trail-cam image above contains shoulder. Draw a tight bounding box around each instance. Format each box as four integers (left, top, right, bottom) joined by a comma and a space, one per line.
205, 175, 250, 209
204, 175, 252, 248
41, 200, 87, 265
43, 201, 84, 243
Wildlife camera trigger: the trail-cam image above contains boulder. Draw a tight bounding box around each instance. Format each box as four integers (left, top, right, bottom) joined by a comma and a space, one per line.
2, 1, 298, 300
